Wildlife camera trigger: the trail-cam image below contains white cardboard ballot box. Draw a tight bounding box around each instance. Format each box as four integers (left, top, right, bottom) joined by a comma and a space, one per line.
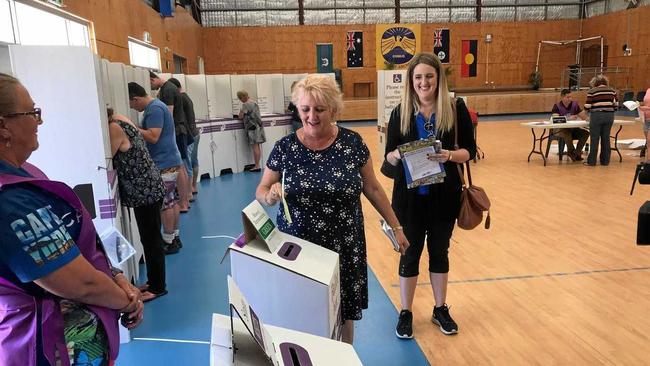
226, 200, 341, 340
209, 277, 362, 366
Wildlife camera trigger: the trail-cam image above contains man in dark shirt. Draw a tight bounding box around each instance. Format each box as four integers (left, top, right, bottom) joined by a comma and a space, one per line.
550, 89, 589, 161
169, 78, 201, 196
150, 72, 192, 212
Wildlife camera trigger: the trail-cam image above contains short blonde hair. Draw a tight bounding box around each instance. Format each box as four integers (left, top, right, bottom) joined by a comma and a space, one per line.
590, 74, 609, 88
291, 74, 344, 118
0, 73, 20, 116
236, 90, 249, 101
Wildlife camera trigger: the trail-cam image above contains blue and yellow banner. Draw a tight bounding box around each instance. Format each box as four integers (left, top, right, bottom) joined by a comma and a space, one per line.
376, 24, 421, 69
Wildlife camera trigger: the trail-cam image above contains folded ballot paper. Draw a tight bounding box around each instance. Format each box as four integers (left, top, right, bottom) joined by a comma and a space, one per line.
380, 219, 401, 252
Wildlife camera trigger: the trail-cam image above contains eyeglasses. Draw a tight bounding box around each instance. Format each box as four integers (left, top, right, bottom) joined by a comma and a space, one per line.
1, 108, 42, 122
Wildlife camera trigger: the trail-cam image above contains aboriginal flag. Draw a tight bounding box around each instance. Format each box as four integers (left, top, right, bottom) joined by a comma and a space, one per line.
461, 40, 477, 78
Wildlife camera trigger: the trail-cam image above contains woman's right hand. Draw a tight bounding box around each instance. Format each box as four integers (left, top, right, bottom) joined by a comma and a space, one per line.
387, 149, 401, 166
265, 182, 283, 206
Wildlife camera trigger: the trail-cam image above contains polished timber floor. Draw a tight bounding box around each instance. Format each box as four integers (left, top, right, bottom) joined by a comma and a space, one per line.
117, 171, 430, 365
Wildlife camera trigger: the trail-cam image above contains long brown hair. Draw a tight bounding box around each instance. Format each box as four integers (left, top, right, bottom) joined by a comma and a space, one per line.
400, 53, 454, 136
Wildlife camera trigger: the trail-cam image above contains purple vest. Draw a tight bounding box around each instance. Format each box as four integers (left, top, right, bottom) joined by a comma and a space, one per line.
555, 100, 581, 116
0, 162, 119, 366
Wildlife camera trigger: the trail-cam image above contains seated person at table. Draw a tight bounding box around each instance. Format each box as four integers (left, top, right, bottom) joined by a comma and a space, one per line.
551, 89, 590, 161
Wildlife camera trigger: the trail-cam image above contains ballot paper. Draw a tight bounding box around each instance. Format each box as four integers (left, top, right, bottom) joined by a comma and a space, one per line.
380, 219, 400, 252
398, 139, 446, 189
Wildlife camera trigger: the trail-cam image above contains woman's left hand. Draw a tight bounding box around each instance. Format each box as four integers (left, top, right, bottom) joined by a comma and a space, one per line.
394, 230, 410, 255
428, 149, 452, 163
115, 274, 144, 329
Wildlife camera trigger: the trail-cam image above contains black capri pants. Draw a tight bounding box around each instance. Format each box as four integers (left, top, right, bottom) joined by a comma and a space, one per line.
399, 195, 455, 277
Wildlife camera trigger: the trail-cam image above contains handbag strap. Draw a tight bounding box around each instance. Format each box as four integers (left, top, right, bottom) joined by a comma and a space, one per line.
451, 98, 471, 188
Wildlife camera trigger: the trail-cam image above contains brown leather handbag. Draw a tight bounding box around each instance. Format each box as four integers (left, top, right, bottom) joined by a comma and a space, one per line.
456, 161, 491, 229
452, 99, 491, 230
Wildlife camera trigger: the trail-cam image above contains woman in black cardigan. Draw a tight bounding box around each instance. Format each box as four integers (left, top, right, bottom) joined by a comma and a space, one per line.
384, 53, 476, 339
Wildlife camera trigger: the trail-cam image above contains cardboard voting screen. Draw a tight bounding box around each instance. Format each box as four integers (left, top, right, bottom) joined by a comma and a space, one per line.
228, 200, 341, 339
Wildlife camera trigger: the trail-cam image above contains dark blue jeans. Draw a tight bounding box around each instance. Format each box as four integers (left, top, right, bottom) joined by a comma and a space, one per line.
588, 111, 614, 165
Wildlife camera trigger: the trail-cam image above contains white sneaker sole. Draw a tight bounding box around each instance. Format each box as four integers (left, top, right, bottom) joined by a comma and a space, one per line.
431, 317, 459, 335
395, 329, 414, 339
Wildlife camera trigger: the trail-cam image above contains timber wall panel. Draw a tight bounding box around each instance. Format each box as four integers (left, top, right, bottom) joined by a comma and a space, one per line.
582, 6, 650, 91
202, 20, 581, 95
65, 0, 203, 74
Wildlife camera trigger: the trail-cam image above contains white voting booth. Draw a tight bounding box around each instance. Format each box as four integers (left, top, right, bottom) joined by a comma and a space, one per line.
202, 74, 237, 177
225, 201, 341, 340
282, 73, 308, 109
377, 70, 407, 157
211, 277, 361, 366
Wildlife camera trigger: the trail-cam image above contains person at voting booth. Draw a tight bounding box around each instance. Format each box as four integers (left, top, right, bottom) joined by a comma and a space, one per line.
255, 74, 409, 344
107, 108, 168, 302
150, 72, 192, 213
237, 90, 266, 172
550, 89, 589, 162
0, 73, 143, 366
583, 75, 618, 166
128, 82, 183, 255
383, 53, 476, 339
168, 78, 201, 196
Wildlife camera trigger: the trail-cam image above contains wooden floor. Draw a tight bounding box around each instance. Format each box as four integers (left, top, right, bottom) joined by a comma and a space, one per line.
352, 117, 650, 365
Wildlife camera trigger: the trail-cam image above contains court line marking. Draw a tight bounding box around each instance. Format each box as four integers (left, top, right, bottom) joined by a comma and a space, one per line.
202, 235, 237, 240
132, 337, 210, 345
389, 266, 650, 287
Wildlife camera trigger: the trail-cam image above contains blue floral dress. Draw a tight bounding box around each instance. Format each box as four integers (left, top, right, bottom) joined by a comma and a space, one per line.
266, 127, 370, 321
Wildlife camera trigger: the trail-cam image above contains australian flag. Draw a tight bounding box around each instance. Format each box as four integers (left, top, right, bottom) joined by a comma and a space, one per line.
433, 29, 450, 64
347, 31, 363, 68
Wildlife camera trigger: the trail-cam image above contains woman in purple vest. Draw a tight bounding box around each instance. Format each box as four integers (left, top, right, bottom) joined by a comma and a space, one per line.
0, 73, 143, 366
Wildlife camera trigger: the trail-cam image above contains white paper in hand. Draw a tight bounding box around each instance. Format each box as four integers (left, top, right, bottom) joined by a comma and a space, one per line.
380, 219, 400, 252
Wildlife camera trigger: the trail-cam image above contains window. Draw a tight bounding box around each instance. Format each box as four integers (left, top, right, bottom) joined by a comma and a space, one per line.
128, 37, 161, 71
0, 0, 14, 44
0, 0, 90, 47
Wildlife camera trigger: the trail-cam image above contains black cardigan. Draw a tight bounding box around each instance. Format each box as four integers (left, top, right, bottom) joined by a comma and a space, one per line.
383, 98, 477, 223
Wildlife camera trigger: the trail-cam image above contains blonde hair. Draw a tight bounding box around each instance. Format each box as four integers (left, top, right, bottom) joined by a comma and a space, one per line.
590, 74, 609, 88
236, 90, 249, 101
291, 74, 344, 119
400, 53, 454, 136
0, 73, 20, 116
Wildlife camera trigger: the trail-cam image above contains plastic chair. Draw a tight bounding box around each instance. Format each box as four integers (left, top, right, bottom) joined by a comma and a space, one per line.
620, 91, 635, 108
545, 133, 566, 161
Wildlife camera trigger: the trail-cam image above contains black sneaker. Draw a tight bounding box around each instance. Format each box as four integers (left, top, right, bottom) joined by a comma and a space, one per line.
395, 309, 413, 339
173, 236, 183, 248
163, 241, 180, 255
432, 304, 458, 335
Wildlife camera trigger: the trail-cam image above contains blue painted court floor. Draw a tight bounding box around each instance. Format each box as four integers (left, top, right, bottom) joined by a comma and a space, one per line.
117, 172, 430, 365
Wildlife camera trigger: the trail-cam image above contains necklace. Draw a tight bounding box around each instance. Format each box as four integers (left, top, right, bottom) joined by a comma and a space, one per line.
300, 125, 338, 151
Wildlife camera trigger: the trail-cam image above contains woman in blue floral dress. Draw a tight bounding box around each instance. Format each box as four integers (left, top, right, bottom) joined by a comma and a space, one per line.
256, 74, 409, 344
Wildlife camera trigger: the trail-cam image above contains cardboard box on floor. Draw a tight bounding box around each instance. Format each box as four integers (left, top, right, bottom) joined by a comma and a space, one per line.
210, 277, 362, 366
225, 200, 341, 340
